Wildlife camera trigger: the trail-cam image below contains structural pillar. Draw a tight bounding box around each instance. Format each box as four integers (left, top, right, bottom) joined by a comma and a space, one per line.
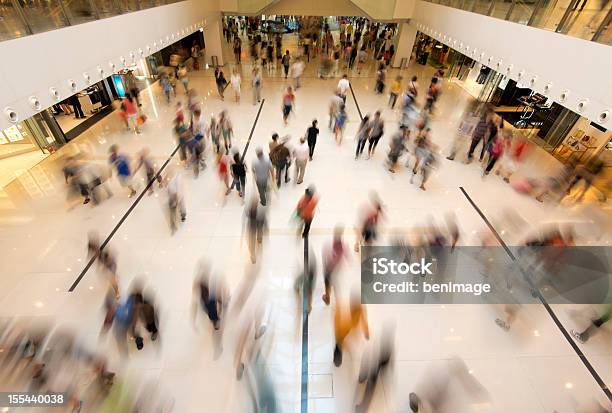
393, 21, 418, 69
204, 18, 225, 66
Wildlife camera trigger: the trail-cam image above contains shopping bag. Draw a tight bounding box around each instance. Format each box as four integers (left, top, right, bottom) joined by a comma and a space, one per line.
137, 114, 147, 126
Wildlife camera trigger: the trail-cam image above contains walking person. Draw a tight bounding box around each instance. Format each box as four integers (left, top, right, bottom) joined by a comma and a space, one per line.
483, 129, 509, 176
231, 69, 241, 103
333, 293, 369, 366
293, 137, 309, 185
295, 186, 318, 238
389, 76, 402, 109
329, 92, 343, 130
321, 227, 348, 305
306, 119, 319, 160
209, 115, 221, 154
270, 138, 291, 187
243, 197, 268, 263
367, 110, 384, 158
334, 103, 348, 145
290, 57, 305, 90
233, 36, 242, 63
229, 152, 247, 199
337, 74, 350, 104
68, 94, 86, 119
160, 73, 173, 104
281, 86, 296, 126
166, 167, 186, 234
572, 305, 611, 343
355, 115, 371, 160
122, 93, 140, 133
281, 50, 291, 79
252, 66, 262, 105
219, 110, 234, 152
466, 106, 494, 163
215, 67, 227, 100
108, 145, 137, 198
252, 148, 274, 206
133, 148, 163, 195
375, 63, 386, 94
423, 77, 440, 114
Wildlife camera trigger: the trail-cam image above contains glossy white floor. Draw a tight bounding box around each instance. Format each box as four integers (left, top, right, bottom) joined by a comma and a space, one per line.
0, 47, 610, 413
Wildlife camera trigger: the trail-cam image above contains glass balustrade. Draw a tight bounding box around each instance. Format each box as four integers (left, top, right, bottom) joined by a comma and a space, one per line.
422, 0, 611, 45
0, 0, 186, 42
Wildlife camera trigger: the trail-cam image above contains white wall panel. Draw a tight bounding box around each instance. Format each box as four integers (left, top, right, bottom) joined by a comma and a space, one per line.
0, 0, 221, 130
411, 1, 612, 126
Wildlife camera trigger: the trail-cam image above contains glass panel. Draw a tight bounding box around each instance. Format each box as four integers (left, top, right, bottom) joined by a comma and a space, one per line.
63, 0, 97, 25
472, 0, 493, 14
490, 0, 512, 20
463, 0, 477, 10
20, 0, 69, 34
529, 0, 568, 30
0, 1, 29, 40
93, 0, 120, 18
116, 0, 141, 12
594, 13, 611, 44
563, 0, 611, 41
508, 0, 537, 24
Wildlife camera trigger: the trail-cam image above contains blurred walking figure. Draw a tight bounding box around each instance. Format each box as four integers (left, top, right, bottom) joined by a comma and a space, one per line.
334, 103, 348, 145
214, 67, 227, 100
329, 92, 344, 130
387, 126, 409, 173
108, 145, 137, 198
166, 167, 186, 234
466, 105, 494, 162
229, 152, 247, 199
409, 357, 490, 413
192, 271, 224, 331
293, 136, 309, 184
322, 226, 348, 305
174, 116, 191, 164
133, 148, 162, 195
355, 114, 372, 160
243, 197, 268, 263
121, 93, 140, 134
389, 75, 402, 108
216, 148, 231, 199
99, 247, 120, 299
337, 74, 350, 104
231, 69, 241, 103
375, 63, 386, 94
295, 186, 318, 238
333, 291, 369, 367
281, 86, 296, 126
252, 148, 274, 206
290, 57, 305, 89
219, 110, 234, 152
354, 195, 384, 252
177, 65, 189, 93
252, 66, 262, 105
367, 110, 384, 158
355, 323, 395, 413
270, 137, 291, 188
210, 115, 221, 154
295, 249, 317, 314
423, 78, 440, 114
572, 304, 611, 343
160, 73, 173, 103
63, 156, 90, 206
282, 50, 291, 79
565, 156, 605, 202
306, 119, 319, 160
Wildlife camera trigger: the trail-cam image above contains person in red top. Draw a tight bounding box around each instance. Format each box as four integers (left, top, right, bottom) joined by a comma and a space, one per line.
282, 86, 295, 126
354, 197, 384, 253
122, 93, 140, 134
296, 186, 318, 238
497, 134, 529, 183
322, 226, 348, 305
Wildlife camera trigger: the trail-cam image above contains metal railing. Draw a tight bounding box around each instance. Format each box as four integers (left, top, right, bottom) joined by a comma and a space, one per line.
0, 0, 185, 42
424, 0, 611, 45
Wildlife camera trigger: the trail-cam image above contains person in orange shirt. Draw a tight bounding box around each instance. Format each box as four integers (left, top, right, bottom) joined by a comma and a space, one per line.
296, 186, 318, 238
334, 292, 369, 367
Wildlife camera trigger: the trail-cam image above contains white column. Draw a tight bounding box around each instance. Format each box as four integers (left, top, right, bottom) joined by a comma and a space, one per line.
392, 22, 418, 69
204, 18, 225, 66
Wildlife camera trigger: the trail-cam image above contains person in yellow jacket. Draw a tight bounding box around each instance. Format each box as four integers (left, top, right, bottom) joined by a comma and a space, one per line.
333, 292, 369, 366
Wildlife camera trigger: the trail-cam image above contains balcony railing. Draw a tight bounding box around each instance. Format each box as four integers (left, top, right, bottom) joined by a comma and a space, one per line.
0, 0, 184, 42
423, 0, 611, 45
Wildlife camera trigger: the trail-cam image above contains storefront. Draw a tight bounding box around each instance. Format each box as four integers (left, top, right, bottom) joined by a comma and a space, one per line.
0, 111, 66, 188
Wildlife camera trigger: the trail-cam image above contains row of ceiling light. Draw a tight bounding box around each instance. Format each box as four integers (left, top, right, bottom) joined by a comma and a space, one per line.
4, 20, 207, 124
415, 22, 609, 125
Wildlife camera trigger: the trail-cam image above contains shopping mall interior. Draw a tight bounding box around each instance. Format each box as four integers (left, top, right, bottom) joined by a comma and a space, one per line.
0, 0, 610, 412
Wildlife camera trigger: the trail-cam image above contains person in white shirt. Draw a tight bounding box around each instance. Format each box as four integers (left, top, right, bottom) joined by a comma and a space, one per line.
337, 74, 350, 104
290, 58, 305, 90
230, 69, 241, 103
293, 137, 310, 185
